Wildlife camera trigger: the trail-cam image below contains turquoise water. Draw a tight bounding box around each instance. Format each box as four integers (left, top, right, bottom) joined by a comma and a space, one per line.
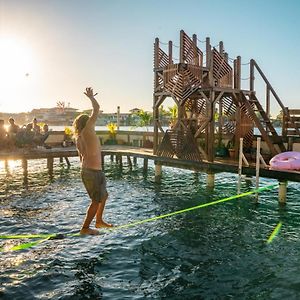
0, 157, 300, 299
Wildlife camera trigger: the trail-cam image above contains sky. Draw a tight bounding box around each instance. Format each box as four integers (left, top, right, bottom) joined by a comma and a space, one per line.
0, 0, 300, 115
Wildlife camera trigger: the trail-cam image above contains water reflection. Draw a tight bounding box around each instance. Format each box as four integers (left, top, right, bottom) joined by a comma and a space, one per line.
1, 157, 300, 299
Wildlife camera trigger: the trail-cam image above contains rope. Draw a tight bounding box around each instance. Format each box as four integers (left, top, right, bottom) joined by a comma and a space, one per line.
114, 184, 277, 230
266, 221, 282, 244
0, 184, 277, 242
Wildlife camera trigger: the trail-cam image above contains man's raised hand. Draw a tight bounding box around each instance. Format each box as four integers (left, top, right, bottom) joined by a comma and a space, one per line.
84, 87, 98, 99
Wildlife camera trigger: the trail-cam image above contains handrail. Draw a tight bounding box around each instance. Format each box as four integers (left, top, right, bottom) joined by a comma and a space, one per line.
250, 59, 287, 114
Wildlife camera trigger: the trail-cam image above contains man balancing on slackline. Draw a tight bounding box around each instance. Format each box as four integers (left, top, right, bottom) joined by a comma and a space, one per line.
73, 87, 113, 235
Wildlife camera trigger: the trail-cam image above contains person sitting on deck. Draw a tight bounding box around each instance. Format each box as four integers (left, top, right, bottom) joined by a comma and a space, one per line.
15, 123, 35, 148
0, 119, 7, 150
32, 118, 41, 134
73, 87, 113, 235
7, 117, 20, 148
41, 124, 50, 142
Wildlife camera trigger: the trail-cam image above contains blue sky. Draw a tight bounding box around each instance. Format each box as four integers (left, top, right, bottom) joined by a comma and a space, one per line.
0, 0, 300, 115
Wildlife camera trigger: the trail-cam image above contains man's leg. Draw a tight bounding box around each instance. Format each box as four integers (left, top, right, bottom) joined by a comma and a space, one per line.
95, 194, 113, 228
80, 200, 100, 235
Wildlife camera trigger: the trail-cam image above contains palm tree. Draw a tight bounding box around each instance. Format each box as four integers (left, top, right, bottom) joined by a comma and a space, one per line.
134, 109, 153, 128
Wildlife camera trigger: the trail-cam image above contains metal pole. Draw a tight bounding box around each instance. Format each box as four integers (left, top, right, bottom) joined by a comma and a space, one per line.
237, 138, 243, 194
255, 137, 261, 201
117, 106, 120, 130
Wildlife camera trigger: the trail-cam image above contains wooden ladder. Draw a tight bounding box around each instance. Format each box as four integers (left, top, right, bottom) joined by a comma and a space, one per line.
240, 91, 286, 156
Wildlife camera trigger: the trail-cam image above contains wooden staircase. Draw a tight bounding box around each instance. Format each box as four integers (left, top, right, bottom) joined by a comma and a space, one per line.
240, 91, 286, 156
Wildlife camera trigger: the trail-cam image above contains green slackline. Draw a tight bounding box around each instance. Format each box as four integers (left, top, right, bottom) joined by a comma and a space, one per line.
266, 221, 282, 244
113, 184, 277, 230
0, 184, 277, 245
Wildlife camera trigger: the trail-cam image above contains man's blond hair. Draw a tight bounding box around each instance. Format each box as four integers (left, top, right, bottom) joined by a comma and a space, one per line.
73, 114, 89, 136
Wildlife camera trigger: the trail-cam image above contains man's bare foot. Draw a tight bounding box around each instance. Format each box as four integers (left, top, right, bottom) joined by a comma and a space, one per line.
80, 228, 100, 235
95, 221, 113, 228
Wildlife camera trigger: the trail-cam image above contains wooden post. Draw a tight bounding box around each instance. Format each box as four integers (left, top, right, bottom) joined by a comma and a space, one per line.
154, 38, 159, 68
255, 137, 261, 201
47, 157, 53, 175
192, 34, 198, 66
206, 172, 215, 190
155, 163, 162, 183
127, 155, 132, 169
219, 41, 224, 56
288, 136, 293, 151
22, 158, 28, 177
117, 155, 122, 169
180, 30, 184, 63
278, 181, 287, 204
250, 59, 255, 91
233, 59, 237, 89
236, 56, 241, 90
206, 37, 211, 68
234, 94, 241, 159
168, 40, 173, 64
143, 158, 148, 173
133, 156, 137, 166
224, 52, 228, 63
266, 87, 270, 119
4, 159, 9, 173
207, 91, 215, 162
153, 104, 159, 154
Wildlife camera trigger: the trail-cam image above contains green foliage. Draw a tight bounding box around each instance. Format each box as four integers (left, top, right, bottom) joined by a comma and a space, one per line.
133, 110, 153, 127
168, 105, 178, 120
64, 126, 74, 141
107, 122, 117, 137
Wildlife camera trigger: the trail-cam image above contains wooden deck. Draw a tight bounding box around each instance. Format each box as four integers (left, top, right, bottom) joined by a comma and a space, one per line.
1, 145, 300, 183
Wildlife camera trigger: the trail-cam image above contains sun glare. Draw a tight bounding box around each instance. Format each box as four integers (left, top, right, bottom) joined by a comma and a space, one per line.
0, 36, 37, 112
0, 159, 19, 172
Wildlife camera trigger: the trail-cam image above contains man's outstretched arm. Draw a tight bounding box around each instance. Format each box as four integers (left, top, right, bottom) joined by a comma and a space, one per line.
84, 87, 100, 125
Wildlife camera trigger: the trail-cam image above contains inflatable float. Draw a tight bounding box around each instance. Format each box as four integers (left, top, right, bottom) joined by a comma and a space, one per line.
269, 151, 300, 171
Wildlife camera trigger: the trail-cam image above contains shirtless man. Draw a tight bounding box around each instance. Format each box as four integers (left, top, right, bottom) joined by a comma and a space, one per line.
73, 87, 112, 235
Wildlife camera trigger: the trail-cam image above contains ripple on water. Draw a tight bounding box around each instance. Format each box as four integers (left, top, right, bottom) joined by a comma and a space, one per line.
1, 158, 300, 299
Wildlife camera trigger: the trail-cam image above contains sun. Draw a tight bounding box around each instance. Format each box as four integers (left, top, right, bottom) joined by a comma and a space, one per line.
0, 36, 36, 112
0, 37, 34, 79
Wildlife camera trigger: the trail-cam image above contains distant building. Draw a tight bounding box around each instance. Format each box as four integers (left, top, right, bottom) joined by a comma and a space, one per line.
0, 106, 154, 127
30, 107, 79, 125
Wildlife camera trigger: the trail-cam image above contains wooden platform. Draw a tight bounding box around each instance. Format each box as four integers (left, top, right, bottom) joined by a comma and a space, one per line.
1, 145, 300, 183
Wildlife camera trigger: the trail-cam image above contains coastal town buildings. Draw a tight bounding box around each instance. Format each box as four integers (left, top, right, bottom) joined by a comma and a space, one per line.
0, 107, 154, 127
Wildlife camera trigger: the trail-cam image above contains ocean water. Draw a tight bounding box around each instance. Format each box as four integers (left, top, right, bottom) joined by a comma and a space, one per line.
0, 157, 300, 299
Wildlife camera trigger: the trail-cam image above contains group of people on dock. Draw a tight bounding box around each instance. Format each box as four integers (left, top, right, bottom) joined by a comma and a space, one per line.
0, 117, 50, 150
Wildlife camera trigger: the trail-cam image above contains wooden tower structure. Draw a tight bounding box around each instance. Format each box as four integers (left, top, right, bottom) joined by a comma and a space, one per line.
153, 30, 300, 162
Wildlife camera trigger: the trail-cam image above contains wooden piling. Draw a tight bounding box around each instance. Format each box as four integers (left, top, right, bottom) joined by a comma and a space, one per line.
22, 158, 28, 177
206, 172, 215, 190
278, 181, 287, 205
155, 163, 162, 183
143, 158, 148, 173
47, 157, 54, 175
127, 155, 132, 168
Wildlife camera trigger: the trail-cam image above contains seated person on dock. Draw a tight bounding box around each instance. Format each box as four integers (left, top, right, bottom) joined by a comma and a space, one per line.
41, 123, 50, 143
32, 118, 41, 134
73, 87, 113, 235
7, 117, 20, 148
15, 123, 35, 148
